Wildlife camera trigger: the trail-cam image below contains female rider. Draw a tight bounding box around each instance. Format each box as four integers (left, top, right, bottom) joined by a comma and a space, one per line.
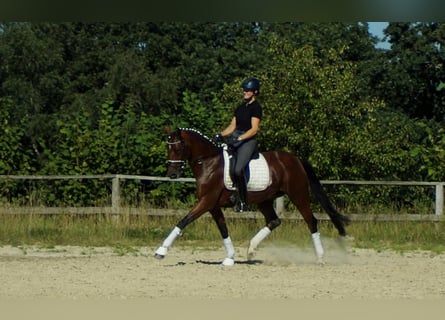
215, 77, 262, 212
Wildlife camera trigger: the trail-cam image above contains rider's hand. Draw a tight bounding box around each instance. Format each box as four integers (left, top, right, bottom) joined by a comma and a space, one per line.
213, 133, 224, 143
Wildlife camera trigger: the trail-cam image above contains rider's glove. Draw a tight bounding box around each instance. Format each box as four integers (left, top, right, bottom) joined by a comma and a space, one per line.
213, 133, 224, 143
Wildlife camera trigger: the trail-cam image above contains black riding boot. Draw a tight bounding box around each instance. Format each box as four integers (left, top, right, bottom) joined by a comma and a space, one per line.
235, 175, 250, 212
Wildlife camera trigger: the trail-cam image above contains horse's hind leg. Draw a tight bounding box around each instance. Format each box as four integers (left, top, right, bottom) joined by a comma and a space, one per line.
288, 189, 325, 263
210, 207, 235, 266
247, 199, 281, 260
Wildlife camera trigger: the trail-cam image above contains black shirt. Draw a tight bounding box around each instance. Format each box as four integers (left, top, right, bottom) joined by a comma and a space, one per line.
234, 100, 263, 133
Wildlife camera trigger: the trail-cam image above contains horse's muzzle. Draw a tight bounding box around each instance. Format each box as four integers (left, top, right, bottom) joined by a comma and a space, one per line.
168, 172, 180, 179
166, 160, 185, 179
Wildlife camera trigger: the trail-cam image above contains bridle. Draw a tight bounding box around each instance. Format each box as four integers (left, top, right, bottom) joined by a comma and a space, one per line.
165, 129, 221, 177
166, 139, 186, 172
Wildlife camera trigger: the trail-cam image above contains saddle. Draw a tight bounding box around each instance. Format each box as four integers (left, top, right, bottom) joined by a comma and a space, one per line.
222, 144, 271, 192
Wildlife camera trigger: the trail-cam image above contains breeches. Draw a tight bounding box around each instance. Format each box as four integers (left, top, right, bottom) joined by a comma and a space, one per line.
233, 139, 257, 177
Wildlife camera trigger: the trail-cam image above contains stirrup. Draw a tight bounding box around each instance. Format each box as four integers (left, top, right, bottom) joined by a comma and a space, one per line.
235, 201, 251, 213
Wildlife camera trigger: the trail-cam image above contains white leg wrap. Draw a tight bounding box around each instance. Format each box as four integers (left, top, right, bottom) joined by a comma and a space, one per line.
223, 237, 235, 259
249, 227, 271, 251
221, 237, 235, 266
154, 246, 168, 257
311, 232, 324, 258
155, 226, 182, 258
162, 226, 182, 248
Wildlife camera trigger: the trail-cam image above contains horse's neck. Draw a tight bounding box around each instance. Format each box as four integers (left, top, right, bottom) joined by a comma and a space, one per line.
189, 143, 220, 161
184, 132, 218, 160
189, 144, 222, 182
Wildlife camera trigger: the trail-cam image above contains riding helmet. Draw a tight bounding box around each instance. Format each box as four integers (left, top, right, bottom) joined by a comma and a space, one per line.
241, 77, 260, 94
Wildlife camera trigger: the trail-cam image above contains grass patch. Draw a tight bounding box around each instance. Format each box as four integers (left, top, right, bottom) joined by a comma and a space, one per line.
0, 212, 444, 253
348, 220, 445, 253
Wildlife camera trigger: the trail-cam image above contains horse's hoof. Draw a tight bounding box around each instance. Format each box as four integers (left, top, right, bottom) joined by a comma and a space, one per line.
247, 248, 256, 260
317, 257, 326, 266
154, 253, 165, 260
154, 246, 168, 259
221, 257, 235, 266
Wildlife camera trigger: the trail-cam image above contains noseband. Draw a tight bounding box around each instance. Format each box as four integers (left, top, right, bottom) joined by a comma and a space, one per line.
167, 159, 186, 166
166, 140, 186, 169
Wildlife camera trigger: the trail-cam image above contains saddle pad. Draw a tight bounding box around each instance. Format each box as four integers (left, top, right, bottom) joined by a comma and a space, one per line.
223, 148, 271, 192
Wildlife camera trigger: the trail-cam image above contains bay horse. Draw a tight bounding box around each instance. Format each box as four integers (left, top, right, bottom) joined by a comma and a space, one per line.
154, 127, 350, 266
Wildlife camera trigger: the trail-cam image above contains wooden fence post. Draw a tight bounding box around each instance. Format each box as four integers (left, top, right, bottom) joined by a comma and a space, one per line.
111, 175, 120, 215
435, 184, 444, 216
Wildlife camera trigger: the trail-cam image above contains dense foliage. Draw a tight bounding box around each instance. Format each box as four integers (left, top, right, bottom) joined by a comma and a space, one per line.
0, 22, 444, 207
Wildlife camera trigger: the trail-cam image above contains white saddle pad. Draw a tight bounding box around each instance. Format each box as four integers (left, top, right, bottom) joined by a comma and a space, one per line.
223, 146, 271, 192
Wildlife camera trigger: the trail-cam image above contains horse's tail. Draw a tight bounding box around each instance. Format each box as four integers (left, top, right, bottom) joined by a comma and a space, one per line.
301, 159, 350, 236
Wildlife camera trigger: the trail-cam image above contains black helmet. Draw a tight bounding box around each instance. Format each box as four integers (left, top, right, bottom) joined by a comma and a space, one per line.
241, 77, 260, 94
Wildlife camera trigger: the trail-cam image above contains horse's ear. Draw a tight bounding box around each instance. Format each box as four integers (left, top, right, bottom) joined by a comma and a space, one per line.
165, 126, 171, 135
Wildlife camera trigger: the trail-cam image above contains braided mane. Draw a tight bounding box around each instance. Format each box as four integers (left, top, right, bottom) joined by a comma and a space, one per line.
179, 127, 218, 147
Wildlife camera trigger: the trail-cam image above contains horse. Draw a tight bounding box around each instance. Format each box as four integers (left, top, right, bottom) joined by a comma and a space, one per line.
154, 127, 350, 266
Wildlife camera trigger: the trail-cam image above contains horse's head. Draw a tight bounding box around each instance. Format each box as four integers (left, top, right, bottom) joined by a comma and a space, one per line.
165, 127, 187, 179
165, 127, 220, 179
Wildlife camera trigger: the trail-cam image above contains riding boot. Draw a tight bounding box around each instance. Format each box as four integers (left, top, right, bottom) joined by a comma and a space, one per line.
235, 175, 251, 212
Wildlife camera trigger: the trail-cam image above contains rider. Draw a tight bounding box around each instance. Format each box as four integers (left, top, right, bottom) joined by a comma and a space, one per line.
214, 77, 263, 212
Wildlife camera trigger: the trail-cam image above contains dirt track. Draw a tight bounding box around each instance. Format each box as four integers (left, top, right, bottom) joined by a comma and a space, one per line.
1, 240, 445, 301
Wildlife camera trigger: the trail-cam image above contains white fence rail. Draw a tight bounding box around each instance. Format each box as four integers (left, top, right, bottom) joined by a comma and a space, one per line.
0, 174, 444, 220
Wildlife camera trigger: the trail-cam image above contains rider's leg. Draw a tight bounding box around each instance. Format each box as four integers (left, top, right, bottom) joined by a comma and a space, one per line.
234, 174, 249, 212
233, 139, 257, 212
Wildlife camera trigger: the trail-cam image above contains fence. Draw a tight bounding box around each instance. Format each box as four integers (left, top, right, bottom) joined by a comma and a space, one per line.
0, 174, 444, 221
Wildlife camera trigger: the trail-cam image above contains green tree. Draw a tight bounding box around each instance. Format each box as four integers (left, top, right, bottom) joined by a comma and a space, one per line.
411, 121, 445, 181
1, 21, 443, 201
373, 22, 445, 122
0, 98, 33, 174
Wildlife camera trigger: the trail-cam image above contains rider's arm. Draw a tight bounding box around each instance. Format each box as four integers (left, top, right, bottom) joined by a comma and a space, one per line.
220, 117, 237, 137
239, 117, 260, 141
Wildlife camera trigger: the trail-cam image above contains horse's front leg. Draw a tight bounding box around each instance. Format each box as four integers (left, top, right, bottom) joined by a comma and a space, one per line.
154, 200, 209, 260
209, 207, 235, 266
